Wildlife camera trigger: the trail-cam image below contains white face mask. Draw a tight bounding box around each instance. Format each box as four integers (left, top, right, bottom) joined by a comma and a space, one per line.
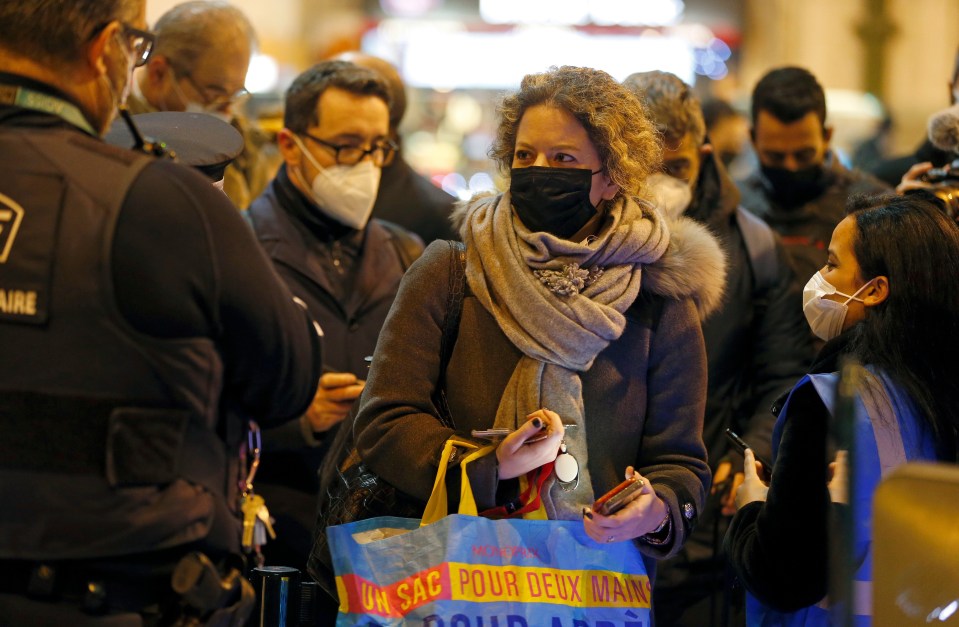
169, 71, 234, 124
645, 172, 692, 220
802, 271, 871, 341
291, 135, 381, 230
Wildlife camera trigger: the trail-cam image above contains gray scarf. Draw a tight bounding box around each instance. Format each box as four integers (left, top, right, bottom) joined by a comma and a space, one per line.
462, 192, 670, 519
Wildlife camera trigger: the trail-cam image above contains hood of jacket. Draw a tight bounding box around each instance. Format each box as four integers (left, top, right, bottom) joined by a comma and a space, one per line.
450, 191, 726, 321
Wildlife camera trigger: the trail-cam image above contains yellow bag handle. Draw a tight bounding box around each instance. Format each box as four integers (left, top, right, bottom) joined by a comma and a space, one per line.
421, 437, 496, 526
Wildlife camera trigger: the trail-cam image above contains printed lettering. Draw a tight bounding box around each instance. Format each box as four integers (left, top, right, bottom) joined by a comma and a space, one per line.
470, 545, 539, 559
505, 571, 518, 597
451, 615, 471, 627
629, 578, 649, 604
471, 570, 486, 597
612, 578, 627, 603
427, 571, 442, 598
488, 570, 504, 597
423, 615, 444, 627
526, 572, 542, 598
592, 575, 610, 602
397, 582, 412, 611
566, 575, 583, 602
507, 617, 528, 627
411, 577, 430, 606
543, 572, 557, 599
0, 289, 37, 316
361, 582, 390, 614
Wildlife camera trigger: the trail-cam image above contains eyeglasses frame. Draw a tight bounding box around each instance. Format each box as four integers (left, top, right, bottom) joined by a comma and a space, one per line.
302, 133, 398, 167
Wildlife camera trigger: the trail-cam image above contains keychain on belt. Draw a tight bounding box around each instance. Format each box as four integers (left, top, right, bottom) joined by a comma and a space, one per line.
239, 421, 276, 567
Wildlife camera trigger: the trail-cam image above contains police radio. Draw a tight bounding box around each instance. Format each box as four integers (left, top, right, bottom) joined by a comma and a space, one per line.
117, 105, 177, 160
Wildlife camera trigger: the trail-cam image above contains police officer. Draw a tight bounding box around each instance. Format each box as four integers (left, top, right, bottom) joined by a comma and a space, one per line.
0, 1, 322, 624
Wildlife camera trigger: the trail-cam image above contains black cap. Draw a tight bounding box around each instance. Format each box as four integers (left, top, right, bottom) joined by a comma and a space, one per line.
104, 111, 244, 182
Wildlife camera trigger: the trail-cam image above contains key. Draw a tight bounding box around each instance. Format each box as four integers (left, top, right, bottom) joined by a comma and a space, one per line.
253, 519, 267, 548
240, 493, 265, 550
256, 503, 277, 540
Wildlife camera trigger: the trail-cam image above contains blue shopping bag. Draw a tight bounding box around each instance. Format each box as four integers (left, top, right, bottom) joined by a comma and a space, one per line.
327, 439, 652, 626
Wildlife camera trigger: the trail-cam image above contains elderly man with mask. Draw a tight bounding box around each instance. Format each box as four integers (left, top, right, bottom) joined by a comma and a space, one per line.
0, 0, 323, 623
129, 0, 271, 209
737, 66, 889, 284
625, 70, 813, 627
246, 60, 423, 573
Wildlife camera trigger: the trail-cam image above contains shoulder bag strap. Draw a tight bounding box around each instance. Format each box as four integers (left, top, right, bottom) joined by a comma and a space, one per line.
435, 240, 466, 428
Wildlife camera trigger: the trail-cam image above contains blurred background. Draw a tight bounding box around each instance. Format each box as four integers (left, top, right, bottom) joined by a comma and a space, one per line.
147, 0, 959, 199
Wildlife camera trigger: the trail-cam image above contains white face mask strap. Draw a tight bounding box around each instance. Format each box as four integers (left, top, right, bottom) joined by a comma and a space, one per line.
290, 134, 326, 178
841, 279, 874, 305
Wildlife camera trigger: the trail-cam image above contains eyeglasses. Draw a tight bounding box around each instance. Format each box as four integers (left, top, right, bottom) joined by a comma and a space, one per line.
119, 23, 155, 67
176, 70, 250, 112
303, 133, 398, 167
91, 21, 155, 68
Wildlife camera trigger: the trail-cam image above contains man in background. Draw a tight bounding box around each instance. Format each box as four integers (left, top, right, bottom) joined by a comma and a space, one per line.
738, 66, 889, 284
625, 71, 812, 627
129, 0, 271, 208
246, 60, 423, 581
0, 0, 322, 623
335, 51, 457, 243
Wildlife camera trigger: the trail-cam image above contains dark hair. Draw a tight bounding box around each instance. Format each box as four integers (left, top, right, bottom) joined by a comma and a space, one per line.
623, 70, 705, 147
0, 0, 141, 66
283, 60, 392, 134
844, 193, 959, 459
701, 98, 739, 130
490, 65, 660, 199
750, 66, 827, 127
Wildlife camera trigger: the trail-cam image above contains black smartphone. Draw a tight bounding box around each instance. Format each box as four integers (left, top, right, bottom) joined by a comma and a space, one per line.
724, 429, 773, 478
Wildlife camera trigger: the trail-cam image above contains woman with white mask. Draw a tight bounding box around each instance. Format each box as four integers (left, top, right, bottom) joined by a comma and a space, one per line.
726, 193, 959, 627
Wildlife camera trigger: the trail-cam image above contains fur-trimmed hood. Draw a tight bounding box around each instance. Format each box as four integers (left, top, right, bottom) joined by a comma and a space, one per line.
450, 192, 726, 320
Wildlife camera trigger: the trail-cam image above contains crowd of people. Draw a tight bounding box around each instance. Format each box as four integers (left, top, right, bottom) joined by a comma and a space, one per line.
1, 1, 957, 626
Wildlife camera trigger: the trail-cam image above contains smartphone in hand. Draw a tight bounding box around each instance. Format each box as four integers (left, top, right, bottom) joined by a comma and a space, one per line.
592, 476, 645, 516
724, 428, 772, 480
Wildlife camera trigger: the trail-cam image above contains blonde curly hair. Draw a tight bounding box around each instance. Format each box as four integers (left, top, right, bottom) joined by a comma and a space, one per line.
489, 66, 661, 199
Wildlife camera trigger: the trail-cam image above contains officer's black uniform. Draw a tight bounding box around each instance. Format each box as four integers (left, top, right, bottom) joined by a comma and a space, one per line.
0, 71, 322, 621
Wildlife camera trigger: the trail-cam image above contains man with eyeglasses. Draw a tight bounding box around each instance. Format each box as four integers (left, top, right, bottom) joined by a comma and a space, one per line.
129, 0, 271, 210
246, 60, 423, 588
334, 52, 458, 244
0, 0, 322, 624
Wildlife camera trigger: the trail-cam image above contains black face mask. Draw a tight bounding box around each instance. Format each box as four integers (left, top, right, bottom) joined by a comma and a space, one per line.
760, 164, 827, 207
509, 166, 600, 239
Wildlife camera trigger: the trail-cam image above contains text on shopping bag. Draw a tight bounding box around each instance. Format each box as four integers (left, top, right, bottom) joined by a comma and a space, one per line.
337, 561, 651, 617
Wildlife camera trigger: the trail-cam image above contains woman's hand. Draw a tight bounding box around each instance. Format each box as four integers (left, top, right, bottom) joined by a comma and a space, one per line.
495, 408, 564, 480
734, 448, 769, 510
582, 467, 668, 544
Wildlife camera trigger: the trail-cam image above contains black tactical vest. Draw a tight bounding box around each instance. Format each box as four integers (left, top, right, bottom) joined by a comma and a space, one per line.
0, 126, 235, 559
